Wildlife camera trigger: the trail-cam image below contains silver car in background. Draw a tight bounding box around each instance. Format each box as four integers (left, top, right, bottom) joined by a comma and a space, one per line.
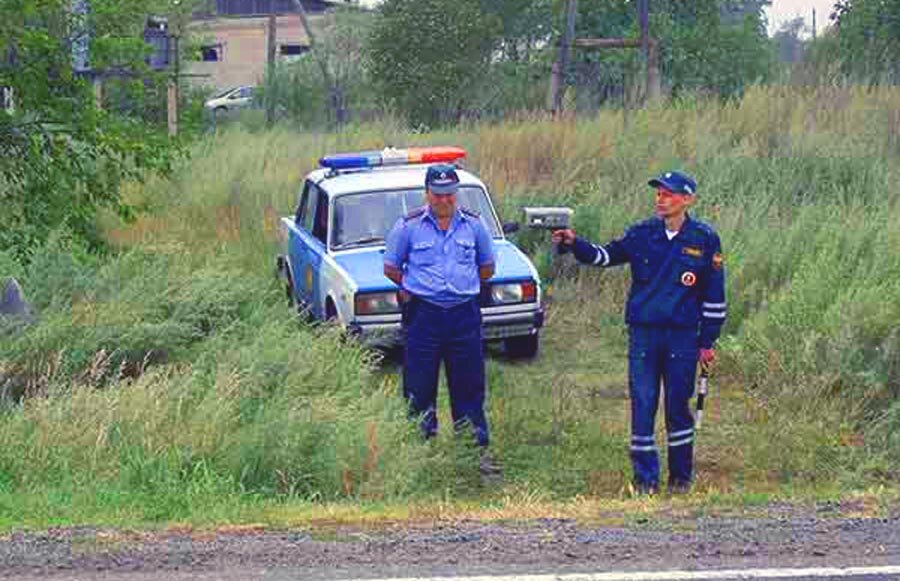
203, 85, 255, 115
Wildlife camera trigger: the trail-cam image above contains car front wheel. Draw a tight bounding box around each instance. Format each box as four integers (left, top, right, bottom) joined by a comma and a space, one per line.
504, 333, 539, 359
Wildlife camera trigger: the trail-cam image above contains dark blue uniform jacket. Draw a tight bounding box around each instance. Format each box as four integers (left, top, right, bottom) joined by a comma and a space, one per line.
571, 215, 726, 349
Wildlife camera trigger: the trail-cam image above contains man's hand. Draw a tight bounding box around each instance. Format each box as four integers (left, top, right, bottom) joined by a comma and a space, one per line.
384, 263, 403, 286
551, 228, 577, 246
699, 348, 716, 366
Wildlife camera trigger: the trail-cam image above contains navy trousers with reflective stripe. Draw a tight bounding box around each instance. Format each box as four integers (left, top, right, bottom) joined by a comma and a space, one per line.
402, 297, 489, 446
628, 325, 698, 488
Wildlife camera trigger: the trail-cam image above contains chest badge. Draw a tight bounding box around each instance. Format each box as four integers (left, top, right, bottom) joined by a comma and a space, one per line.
681, 271, 697, 287
682, 246, 703, 258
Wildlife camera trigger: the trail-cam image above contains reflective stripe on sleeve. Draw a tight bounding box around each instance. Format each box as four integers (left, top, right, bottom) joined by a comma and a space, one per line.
591, 245, 609, 266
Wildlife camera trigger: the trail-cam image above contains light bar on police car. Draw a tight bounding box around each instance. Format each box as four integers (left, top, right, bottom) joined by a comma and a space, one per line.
319, 147, 466, 170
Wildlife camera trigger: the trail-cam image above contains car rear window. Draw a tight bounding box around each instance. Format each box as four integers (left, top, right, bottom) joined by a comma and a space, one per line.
331, 186, 500, 249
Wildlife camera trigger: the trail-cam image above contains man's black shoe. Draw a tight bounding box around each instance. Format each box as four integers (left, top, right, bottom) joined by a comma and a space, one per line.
633, 482, 658, 496
668, 480, 692, 495
479, 449, 503, 483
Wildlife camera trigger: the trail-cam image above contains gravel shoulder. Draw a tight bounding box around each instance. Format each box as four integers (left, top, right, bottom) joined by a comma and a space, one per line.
1, 503, 899, 580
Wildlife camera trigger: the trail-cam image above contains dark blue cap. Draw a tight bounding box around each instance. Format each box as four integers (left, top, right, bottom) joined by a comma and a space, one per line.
425, 164, 459, 195
648, 170, 697, 196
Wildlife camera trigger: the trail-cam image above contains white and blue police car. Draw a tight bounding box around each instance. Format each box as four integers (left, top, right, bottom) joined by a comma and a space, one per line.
275, 146, 544, 358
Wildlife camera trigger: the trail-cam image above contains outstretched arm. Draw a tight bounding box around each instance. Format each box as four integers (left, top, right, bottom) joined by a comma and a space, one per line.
551, 228, 630, 267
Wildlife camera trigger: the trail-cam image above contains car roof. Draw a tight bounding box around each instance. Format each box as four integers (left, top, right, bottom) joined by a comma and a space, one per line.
308, 164, 487, 197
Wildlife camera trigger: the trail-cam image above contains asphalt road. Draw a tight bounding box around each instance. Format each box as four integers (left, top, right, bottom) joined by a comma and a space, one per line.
2, 510, 899, 580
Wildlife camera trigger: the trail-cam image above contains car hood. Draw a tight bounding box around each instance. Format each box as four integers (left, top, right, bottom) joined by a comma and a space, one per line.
332, 240, 537, 293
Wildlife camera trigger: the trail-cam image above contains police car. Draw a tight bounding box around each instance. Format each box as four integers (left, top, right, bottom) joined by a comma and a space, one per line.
275, 146, 544, 358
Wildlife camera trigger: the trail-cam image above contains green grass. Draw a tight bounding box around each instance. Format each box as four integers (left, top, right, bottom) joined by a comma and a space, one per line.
1, 85, 899, 529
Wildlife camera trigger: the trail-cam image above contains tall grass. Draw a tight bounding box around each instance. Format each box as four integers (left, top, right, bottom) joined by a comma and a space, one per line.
1, 85, 899, 526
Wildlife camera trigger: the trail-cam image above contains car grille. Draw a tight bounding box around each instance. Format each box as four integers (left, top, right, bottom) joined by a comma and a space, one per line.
483, 323, 535, 340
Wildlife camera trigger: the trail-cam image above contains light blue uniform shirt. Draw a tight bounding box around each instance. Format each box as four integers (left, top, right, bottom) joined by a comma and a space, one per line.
384, 206, 496, 307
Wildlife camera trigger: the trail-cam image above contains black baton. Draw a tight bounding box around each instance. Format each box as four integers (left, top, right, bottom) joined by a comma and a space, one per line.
695, 363, 710, 429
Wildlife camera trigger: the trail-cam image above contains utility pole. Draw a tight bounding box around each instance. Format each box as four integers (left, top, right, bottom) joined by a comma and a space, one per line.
266, 12, 277, 127
167, 33, 179, 137
638, 0, 660, 100
93, 77, 103, 109
638, 0, 649, 64
812, 8, 817, 40
548, 0, 578, 114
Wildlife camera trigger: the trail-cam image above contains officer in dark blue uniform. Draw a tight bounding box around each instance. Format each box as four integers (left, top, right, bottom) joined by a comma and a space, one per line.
552, 171, 726, 494
383, 164, 500, 476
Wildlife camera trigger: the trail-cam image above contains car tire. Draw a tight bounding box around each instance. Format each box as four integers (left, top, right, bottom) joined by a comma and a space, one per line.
283, 266, 300, 310
504, 333, 539, 359
281, 261, 313, 321
325, 299, 338, 322
214, 106, 227, 117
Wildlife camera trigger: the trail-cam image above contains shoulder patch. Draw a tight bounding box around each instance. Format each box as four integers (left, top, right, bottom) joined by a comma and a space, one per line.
691, 220, 716, 238
404, 206, 426, 221
460, 206, 481, 218
636, 217, 659, 230
626, 218, 657, 238
712, 252, 724, 270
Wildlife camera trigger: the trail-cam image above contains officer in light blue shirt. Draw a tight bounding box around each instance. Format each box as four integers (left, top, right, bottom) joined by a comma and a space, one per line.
383, 164, 500, 477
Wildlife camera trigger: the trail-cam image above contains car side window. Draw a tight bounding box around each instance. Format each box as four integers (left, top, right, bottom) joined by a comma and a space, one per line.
312, 188, 329, 245
301, 183, 317, 233
295, 181, 310, 225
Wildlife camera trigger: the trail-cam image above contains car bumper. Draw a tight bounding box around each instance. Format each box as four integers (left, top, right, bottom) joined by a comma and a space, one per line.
348, 303, 544, 347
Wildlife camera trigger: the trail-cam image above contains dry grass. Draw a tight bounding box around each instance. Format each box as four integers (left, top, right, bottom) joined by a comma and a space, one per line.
1, 85, 900, 529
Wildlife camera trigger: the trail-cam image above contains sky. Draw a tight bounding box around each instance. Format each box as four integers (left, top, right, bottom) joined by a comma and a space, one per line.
764, 0, 836, 36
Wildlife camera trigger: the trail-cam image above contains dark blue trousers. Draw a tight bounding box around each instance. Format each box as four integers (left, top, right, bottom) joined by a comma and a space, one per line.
402, 297, 489, 447
628, 325, 698, 488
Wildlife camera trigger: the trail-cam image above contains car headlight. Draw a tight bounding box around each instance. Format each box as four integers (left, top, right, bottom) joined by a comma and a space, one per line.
489, 281, 537, 305
354, 291, 401, 315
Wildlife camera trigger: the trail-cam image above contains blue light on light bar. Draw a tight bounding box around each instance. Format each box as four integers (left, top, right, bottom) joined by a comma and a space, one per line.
319, 151, 381, 170
319, 147, 467, 171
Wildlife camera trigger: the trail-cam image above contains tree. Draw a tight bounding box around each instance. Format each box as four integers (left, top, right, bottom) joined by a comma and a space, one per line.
772, 17, 807, 63
368, 0, 500, 126
0, 0, 183, 261
480, 0, 555, 62
720, 0, 771, 30
826, 0, 900, 82
266, 7, 375, 126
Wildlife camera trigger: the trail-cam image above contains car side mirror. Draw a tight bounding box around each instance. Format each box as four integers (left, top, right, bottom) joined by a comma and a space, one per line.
502, 221, 520, 234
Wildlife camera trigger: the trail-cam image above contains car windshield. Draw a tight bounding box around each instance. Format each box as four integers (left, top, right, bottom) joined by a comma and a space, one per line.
211, 87, 237, 99
331, 186, 501, 249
